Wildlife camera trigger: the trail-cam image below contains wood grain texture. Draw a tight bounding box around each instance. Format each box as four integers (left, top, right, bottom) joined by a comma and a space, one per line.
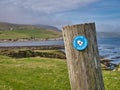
62, 23, 104, 90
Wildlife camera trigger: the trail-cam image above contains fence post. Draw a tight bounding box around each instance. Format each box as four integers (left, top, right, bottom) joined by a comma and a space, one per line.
62, 23, 104, 90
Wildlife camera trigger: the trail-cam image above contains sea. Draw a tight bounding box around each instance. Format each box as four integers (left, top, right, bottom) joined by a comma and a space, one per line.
0, 37, 120, 64
98, 37, 120, 65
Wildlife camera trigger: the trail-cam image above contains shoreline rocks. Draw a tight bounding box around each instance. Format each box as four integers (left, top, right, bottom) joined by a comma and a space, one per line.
0, 37, 63, 43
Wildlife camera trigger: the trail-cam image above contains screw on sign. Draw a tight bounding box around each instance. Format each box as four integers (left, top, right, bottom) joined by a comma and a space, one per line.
73, 36, 88, 51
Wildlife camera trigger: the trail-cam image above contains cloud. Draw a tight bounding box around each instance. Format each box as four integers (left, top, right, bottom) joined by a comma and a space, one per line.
0, 0, 98, 25
0, 0, 98, 13
0, 0, 119, 32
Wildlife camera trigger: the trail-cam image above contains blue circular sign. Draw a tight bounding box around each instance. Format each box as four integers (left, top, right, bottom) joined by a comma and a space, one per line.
73, 36, 88, 51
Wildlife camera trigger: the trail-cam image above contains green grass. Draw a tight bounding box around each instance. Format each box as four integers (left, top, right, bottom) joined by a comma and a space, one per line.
0, 55, 70, 90
103, 71, 120, 90
0, 55, 120, 90
0, 29, 61, 40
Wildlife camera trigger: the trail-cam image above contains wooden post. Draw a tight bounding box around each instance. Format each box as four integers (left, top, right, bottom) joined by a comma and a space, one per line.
62, 23, 104, 90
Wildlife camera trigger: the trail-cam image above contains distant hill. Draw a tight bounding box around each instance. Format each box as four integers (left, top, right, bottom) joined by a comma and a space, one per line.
35, 24, 61, 31
1, 22, 119, 42
0, 22, 37, 30
97, 32, 120, 38
0, 22, 62, 41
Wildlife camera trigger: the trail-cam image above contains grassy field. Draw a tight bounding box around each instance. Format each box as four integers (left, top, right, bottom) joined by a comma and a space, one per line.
0, 29, 62, 40
0, 55, 120, 90
103, 71, 120, 90
0, 55, 70, 90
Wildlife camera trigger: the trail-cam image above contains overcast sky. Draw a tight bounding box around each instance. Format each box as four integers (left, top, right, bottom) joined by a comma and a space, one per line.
0, 0, 120, 32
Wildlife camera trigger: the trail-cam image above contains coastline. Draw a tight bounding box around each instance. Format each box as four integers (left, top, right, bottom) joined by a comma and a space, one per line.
0, 45, 64, 50
0, 38, 119, 70
0, 37, 63, 43
0, 44, 119, 70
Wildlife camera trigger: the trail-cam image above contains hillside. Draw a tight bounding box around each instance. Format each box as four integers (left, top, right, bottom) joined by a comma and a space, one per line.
35, 24, 61, 31
0, 22, 62, 41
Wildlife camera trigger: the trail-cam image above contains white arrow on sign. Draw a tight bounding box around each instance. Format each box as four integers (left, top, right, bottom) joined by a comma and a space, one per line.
77, 40, 83, 46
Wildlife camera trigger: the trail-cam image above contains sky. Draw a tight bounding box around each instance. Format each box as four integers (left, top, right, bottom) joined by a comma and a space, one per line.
0, 0, 120, 32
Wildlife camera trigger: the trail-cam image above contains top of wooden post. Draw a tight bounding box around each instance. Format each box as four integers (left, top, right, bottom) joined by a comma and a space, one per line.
63, 22, 95, 29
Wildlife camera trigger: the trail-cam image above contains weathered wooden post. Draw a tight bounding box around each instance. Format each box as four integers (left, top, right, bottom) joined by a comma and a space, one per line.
62, 23, 104, 90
